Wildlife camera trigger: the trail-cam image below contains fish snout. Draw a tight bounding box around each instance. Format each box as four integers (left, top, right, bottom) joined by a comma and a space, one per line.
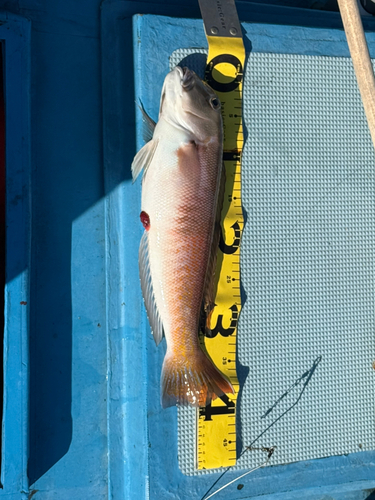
178, 66, 195, 91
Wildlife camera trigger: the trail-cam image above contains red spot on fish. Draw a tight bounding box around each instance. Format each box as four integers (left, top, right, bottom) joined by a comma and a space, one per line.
140, 211, 150, 231
20, 301, 27, 305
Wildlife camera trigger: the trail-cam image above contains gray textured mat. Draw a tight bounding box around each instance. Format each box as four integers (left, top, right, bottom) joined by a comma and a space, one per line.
170, 49, 375, 475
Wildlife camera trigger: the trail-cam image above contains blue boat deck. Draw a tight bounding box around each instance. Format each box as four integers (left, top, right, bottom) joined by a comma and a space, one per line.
1, 0, 375, 498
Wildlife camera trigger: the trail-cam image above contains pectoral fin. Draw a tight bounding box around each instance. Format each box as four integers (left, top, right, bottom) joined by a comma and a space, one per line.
131, 139, 158, 183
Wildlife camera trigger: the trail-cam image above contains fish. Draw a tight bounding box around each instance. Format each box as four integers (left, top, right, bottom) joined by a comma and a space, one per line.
132, 66, 234, 408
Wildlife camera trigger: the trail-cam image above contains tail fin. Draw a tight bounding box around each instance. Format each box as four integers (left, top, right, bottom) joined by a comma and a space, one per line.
161, 349, 234, 408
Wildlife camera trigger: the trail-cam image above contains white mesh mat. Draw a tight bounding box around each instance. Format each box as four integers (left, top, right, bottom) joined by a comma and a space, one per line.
170, 49, 375, 475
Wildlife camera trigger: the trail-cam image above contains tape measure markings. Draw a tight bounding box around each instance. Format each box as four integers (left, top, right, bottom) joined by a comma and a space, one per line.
195, 2, 245, 470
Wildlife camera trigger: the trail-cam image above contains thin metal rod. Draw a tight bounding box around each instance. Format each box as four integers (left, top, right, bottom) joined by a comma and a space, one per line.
337, 0, 375, 147
203, 447, 275, 500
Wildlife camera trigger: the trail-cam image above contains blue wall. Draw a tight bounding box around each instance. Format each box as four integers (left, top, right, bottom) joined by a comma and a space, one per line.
1, 0, 106, 498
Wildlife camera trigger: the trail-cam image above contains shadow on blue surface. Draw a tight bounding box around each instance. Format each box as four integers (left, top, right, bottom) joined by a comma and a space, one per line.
27, 32, 106, 484
28, 186, 106, 484
28, 223, 74, 484
236, 358, 250, 456
103, 15, 136, 190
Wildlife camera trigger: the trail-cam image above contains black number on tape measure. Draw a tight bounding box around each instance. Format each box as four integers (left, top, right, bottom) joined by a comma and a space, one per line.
205, 304, 238, 338
219, 221, 240, 254
205, 54, 243, 93
199, 394, 235, 421
223, 151, 241, 161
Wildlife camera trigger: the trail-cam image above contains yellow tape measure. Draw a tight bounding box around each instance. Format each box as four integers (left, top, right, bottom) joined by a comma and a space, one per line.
196, 0, 245, 470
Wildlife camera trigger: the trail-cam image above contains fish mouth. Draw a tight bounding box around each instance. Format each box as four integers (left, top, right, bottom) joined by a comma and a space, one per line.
177, 66, 195, 91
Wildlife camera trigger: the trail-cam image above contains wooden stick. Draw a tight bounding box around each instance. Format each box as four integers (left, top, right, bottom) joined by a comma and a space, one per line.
337, 0, 375, 147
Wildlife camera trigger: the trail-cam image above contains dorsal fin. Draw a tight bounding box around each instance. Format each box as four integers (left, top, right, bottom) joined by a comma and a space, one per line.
137, 100, 156, 143
139, 231, 164, 345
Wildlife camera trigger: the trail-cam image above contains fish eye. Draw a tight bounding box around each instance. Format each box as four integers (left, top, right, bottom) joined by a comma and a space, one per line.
210, 97, 221, 110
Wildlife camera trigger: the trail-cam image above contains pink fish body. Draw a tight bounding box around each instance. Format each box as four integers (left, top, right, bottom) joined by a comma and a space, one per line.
132, 67, 234, 408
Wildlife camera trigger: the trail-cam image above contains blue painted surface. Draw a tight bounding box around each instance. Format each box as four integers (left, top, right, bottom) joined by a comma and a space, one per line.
0, 0, 374, 498
127, 11, 375, 500
0, 1, 107, 499
0, 12, 31, 499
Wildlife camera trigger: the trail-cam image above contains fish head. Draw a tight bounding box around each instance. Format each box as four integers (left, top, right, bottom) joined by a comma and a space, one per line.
159, 66, 222, 142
